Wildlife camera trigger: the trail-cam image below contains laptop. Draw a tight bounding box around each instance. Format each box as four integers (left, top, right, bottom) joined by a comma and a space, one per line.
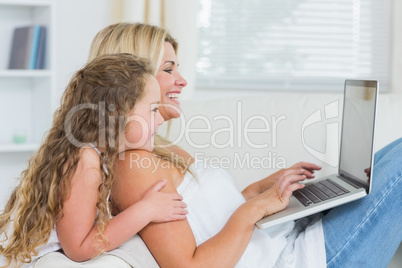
256, 80, 379, 229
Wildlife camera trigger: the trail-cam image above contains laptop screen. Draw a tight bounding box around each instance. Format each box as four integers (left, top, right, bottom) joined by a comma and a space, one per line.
339, 80, 378, 190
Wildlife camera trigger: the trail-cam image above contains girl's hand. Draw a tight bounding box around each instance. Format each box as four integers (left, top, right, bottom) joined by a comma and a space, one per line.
141, 179, 188, 223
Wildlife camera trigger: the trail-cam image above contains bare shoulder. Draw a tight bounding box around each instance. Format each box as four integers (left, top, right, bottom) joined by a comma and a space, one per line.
79, 146, 101, 167
116, 149, 160, 173
112, 150, 180, 211
68, 147, 102, 186
115, 149, 175, 181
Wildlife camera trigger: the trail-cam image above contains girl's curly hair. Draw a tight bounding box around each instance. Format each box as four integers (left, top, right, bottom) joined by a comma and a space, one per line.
0, 53, 154, 267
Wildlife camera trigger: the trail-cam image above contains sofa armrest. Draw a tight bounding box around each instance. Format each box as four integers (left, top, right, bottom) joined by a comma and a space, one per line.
34, 235, 158, 268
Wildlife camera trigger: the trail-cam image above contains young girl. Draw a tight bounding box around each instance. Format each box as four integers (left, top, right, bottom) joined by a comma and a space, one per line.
0, 53, 187, 267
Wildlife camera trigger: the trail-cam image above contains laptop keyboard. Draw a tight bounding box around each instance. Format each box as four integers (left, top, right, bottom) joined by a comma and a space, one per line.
293, 179, 350, 207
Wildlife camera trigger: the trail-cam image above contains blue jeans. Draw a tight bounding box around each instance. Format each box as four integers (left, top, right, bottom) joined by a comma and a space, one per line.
323, 138, 402, 268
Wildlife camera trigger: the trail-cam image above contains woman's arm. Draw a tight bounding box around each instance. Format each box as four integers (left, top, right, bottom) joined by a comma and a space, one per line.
242, 162, 321, 200
112, 150, 307, 268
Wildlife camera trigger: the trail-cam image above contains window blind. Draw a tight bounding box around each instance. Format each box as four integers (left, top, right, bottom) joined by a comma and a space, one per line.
196, 0, 391, 91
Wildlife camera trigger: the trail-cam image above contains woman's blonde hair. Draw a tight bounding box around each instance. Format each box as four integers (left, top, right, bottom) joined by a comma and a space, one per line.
89, 22, 191, 175
0, 53, 154, 267
88, 22, 178, 76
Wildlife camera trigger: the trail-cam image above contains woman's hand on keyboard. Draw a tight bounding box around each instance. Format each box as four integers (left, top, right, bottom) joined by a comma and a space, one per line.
248, 166, 315, 219
242, 162, 322, 201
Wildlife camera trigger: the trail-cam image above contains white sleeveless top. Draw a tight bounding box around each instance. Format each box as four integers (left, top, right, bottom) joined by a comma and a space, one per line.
177, 160, 326, 268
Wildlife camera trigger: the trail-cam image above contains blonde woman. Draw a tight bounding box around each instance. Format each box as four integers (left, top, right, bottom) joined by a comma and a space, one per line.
89, 23, 402, 267
0, 54, 188, 267
89, 23, 186, 122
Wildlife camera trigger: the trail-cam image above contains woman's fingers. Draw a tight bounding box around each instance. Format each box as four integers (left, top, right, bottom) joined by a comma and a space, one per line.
282, 181, 305, 201
260, 177, 305, 215
300, 168, 315, 179
279, 174, 307, 197
278, 174, 306, 193
258, 163, 322, 216
292, 162, 322, 172
283, 162, 321, 179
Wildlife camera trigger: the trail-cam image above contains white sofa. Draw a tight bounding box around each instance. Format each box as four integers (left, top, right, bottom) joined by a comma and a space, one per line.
36, 92, 402, 267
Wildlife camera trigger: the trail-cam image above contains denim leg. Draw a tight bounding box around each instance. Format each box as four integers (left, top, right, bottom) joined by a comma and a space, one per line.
374, 138, 402, 165
323, 138, 402, 268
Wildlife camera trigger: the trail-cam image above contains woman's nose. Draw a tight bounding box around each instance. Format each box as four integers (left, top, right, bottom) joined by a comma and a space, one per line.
175, 72, 188, 88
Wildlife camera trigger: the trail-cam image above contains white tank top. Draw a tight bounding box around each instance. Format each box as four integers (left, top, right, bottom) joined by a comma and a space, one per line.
177, 160, 326, 268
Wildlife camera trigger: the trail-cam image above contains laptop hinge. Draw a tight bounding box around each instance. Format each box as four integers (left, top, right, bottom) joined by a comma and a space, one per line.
337, 174, 368, 190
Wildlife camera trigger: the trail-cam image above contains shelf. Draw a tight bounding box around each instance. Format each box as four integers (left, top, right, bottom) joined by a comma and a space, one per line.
0, 143, 39, 153
0, 0, 55, 157
0, 70, 51, 78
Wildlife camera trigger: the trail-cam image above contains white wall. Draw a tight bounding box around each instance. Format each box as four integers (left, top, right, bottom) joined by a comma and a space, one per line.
54, 0, 111, 102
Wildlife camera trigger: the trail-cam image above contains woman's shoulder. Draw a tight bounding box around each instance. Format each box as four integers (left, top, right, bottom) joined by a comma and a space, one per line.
115, 149, 179, 186
116, 149, 166, 173
112, 149, 179, 212
167, 145, 194, 165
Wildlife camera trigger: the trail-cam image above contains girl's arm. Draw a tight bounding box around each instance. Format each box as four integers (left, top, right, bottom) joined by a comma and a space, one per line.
241, 162, 321, 200
56, 148, 186, 262
112, 150, 307, 268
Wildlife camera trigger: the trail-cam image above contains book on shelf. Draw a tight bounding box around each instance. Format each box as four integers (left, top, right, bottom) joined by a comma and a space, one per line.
8, 25, 47, 70
35, 26, 47, 69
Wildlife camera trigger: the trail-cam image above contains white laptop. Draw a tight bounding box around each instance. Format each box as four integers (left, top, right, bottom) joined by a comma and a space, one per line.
256, 80, 379, 229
